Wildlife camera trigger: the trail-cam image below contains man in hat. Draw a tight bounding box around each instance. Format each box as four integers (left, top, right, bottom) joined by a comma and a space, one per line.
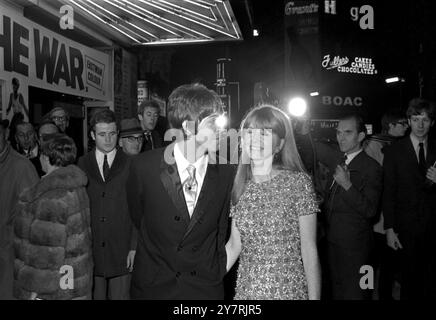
119, 118, 145, 156
0, 118, 39, 299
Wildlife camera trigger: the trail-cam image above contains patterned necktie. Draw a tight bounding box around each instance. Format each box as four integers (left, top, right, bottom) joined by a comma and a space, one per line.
418, 142, 426, 175
183, 165, 198, 216
103, 154, 110, 181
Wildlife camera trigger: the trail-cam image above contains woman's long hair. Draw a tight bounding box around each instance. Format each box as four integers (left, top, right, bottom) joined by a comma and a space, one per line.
231, 104, 306, 204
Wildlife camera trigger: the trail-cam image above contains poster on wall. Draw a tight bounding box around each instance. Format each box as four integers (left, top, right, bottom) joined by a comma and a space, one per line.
0, 4, 112, 121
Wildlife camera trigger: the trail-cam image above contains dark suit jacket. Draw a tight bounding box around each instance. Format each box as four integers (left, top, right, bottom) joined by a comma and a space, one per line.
383, 136, 436, 236
325, 151, 382, 249
78, 149, 136, 278
141, 130, 163, 152
126, 144, 234, 299
310, 142, 382, 250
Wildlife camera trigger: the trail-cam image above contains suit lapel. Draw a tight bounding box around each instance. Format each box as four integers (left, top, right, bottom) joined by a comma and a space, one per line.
181, 162, 219, 242
426, 140, 436, 168
105, 149, 126, 182
85, 149, 105, 184
159, 145, 190, 223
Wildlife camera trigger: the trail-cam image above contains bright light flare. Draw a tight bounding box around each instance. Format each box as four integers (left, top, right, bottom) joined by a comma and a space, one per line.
215, 114, 228, 128
287, 97, 307, 117
385, 77, 404, 84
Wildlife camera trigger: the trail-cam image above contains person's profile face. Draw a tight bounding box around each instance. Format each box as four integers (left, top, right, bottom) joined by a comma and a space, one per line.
336, 119, 364, 154
408, 112, 433, 139
16, 124, 37, 150
140, 107, 159, 131
51, 110, 68, 132
92, 122, 118, 154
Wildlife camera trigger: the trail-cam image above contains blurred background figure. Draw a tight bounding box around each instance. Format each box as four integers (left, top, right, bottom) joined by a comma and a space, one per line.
137, 100, 163, 152
118, 118, 144, 156
14, 121, 43, 177
49, 106, 84, 158
49, 107, 69, 133
364, 108, 408, 300
38, 120, 60, 143
14, 134, 93, 300
0, 117, 39, 300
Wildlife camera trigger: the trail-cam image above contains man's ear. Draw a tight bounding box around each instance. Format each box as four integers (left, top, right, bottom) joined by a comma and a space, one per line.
90, 131, 96, 141
182, 120, 195, 138
358, 131, 366, 143
138, 114, 143, 122
431, 120, 435, 127
5, 129, 9, 140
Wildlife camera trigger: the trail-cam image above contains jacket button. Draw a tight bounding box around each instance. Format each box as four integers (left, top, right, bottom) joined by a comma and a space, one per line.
176, 272, 181, 278
100, 217, 106, 222
198, 217, 204, 224
101, 242, 105, 247
174, 216, 180, 221
190, 270, 196, 276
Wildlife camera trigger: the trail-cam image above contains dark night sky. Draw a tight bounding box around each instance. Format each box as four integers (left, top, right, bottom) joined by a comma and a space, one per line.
135, 0, 436, 129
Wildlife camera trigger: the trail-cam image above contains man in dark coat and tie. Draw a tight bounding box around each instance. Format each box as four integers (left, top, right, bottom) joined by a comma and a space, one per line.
126, 83, 234, 299
297, 114, 382, 300
383, 98, 436, 300
78, 109, 136, 300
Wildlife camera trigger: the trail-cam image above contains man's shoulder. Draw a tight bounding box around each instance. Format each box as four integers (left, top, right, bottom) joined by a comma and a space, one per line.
356, 150, 382, 169
132, 147, 165, 166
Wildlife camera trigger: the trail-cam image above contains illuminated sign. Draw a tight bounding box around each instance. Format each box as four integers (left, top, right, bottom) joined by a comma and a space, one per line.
285, 1, 319, 15
322, 55, 377, 75
322, 96, 363, 107
0, 5, 111, 100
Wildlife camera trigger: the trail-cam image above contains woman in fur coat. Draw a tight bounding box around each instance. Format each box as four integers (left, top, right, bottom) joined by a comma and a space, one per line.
14, 134, 93, 300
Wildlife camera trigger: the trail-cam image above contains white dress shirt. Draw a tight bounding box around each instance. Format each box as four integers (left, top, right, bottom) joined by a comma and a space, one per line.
174, 142, 209, 217
95, 148, 117, 181
409, 134, 428, 162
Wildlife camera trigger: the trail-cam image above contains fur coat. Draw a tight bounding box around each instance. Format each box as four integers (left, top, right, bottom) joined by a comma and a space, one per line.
13, 165, 93, 300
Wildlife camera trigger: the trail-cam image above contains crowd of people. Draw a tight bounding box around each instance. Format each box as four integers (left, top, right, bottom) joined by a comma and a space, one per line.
0, 82, 435, 300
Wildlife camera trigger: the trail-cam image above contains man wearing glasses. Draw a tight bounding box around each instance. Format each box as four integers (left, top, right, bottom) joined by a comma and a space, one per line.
119, 118, 144, 156
49, 107, 69, 133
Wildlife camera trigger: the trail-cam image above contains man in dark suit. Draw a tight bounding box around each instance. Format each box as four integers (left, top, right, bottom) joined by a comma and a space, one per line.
299, 114, 382, 299
137, 100, 163, 152
78, 109, 136, 300
126, 83, 234, 300
383, 98, 436, 300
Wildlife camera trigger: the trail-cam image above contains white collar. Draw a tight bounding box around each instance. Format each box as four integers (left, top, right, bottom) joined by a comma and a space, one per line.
409, 134, 427, 150
95, 148, 117, 165
174, 141, 208, 180
345, 149, 363, 165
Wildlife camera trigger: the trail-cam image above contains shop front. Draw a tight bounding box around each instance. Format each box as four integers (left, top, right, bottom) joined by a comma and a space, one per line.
0, 1, 113, 154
